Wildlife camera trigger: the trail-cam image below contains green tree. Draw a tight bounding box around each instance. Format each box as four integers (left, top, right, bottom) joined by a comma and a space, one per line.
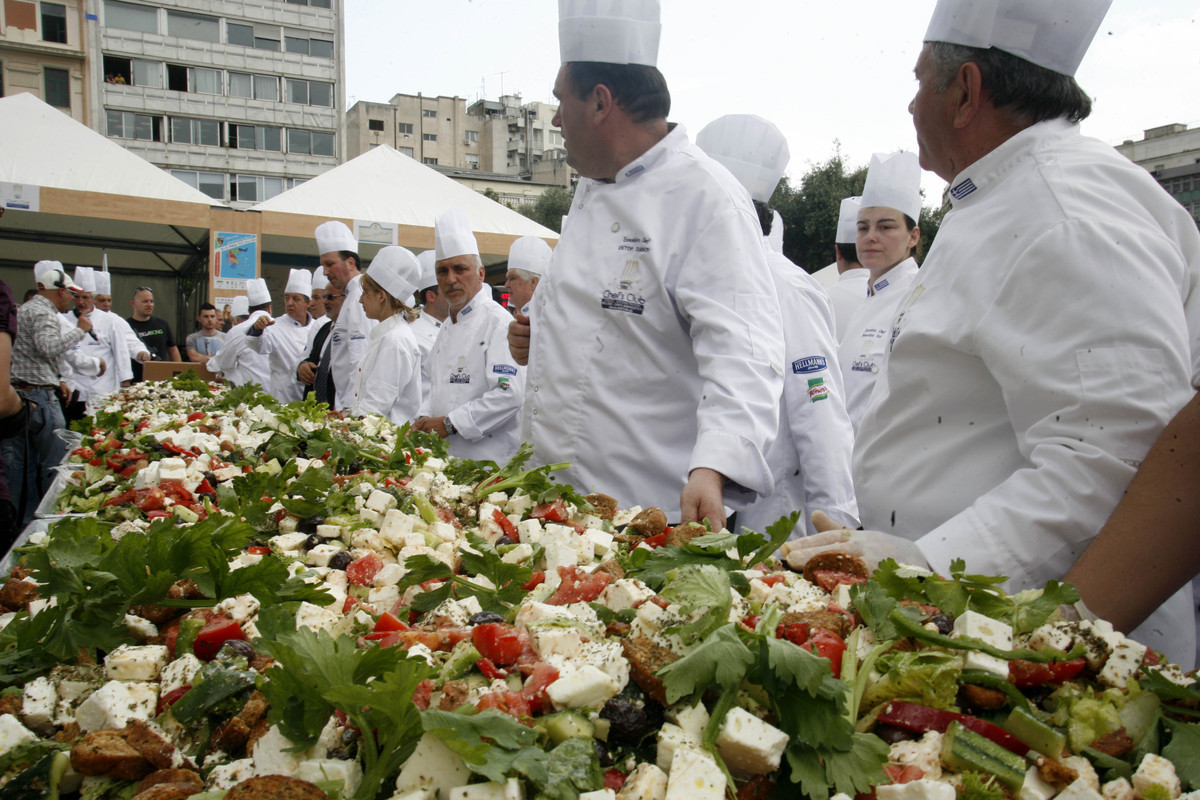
517, 186, 574, 233
482, 187, 501, 203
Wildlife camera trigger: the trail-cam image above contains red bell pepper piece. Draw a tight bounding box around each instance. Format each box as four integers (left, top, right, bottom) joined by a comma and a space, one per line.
1007, 658, 1086, 689
876, 701, 1030, 757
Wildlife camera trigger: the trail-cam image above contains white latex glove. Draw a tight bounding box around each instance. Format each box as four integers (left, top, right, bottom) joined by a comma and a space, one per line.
781, 510, 931, 574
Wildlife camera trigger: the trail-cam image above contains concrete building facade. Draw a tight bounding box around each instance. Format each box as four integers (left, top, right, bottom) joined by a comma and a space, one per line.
1116, 123, 1200, 226
0, 0, 89, 121
75, 0, 344, 208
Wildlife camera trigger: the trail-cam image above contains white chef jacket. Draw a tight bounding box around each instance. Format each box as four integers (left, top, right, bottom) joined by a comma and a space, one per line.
207, 311, 271, 389
329, 274, 377, 412
112, 314, 149, 361
827, 267, 870, 344
60, 310, 131, 404
352, 313, 423, 426
410, 309, 443, 404
738, 241, 859, 539
246, 313, 312, 403
56, 314, 103, 392
422, 285, 524, 463
854, 118, 1200, 668
838, 258, 919, 432
523, 124, 785, 521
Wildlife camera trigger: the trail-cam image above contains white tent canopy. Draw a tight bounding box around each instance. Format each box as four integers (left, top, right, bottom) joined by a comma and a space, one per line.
250, 144, 557, 262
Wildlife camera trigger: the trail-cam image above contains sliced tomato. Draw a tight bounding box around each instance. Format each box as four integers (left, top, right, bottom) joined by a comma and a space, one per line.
477, 690, 532, 719
757, 574, 787, 587
476, 657, 508, 680
530, 498, 570, 524
160, 481, 194, 503
604, 770, 628, 791
72, 446, 95, 460
808, 629, 848, 678
194, 479, 216, 496
342, 596, 360, 615
520, 662, 560, 714
493, 508, 519, 540
545, 565, 611, 605
876, 701, 1030, 757
412, 679, 435, 711
435, 507, 461, 529
883, 764, 925, 784
373, 628, 472, 651
779, 622, 811, 646
346, 553, 385, 586
521, 572, 545, 591
373, 612, 408, 633
641, 530, 670, 548
192, 615, 245, 661
246, 545, 271, 555
472, 623, 527, 666
157, 685, 191, 715
186, 411, 205, 422
145, 510, 172, 521
134, 488, 166, 513
1007, 658, 1086, 688
811, 569, 869, 593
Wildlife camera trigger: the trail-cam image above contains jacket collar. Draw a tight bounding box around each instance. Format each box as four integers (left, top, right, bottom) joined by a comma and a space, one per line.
947, 117, 1077, 208
609, 123, 687, 186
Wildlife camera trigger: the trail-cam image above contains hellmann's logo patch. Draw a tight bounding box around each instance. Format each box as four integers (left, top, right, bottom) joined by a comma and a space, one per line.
792, 356, 827, 375
492, 364, 517, 376
807, 377, 829, 402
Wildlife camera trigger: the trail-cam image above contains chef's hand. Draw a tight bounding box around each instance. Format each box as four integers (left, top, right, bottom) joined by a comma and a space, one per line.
252, 315, 274, 331
136, 351, 151, 363
297, 361, 317, 385
96, 358, 106, 377
58, 381, 70, 401
783, 527, 932, 574
680, 467, 726, 531
508, 312, 530, 366
75, 313, 93, 334
412, 416, 449, 438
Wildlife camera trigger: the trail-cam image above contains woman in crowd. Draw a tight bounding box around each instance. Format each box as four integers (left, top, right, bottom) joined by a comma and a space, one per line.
352, 246, 423, 425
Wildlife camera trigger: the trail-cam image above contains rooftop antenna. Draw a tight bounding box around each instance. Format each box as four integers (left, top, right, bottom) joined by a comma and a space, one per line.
496, 70, 509, 98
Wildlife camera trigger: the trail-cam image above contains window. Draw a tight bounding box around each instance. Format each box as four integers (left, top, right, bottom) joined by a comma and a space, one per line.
132, 59, 161, 88
367, 119, 384, 132
230, 124, 281, 151
228, 72, 252, 98
465, 130, 478, 144
166, 64, 219, 94
284, 35, 308, 55
166, 10, 219, 42
41, 3, 67, 43
423, 157, 437, 165
422, 109, 437, 118
171, 170, 225, 200
107, 110, 161, 141
422, 133, 437, 142
170, 117, 220, 146
398, 122, 413, 134
44, 67, 69, 108
288, 129, 334, 157
230, 174, 293, 203
227, 23, 253, 47
309, 38, 332, 59
284, 0, 331, 6
253, 74, 278, 102
398, 146, 414, 157
465, 153, 480, 168
105, 0, 156, 33
286, 78, 332, 106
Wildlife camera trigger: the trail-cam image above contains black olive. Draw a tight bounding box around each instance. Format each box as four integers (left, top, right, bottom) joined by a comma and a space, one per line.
874, 723, 918, 744
297, 515, 324, 534
329, 551, 353, 570
928, 614, 954, 635
328, 748, 354, 760
201, 471, 219, 490
495, 536, 515, 547
305, 534, 323, 551
468, 611, 505, 626
297, 440, 308, 455
347, 459, 362, 474
593, 739, 612, 767
218, 639, 256, 661
600, 698, 661, 746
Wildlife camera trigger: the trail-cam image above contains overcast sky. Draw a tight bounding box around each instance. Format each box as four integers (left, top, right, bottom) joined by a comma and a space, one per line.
345, 1, 1200, 204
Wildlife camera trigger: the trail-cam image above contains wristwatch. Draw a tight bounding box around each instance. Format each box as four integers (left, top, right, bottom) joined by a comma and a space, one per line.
442, 416, 457, 436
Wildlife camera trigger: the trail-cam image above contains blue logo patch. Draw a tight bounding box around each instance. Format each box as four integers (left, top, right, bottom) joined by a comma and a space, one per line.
492, 364, 517, 376
624, 165, 646, 178
950, 178, 977, 200
791, 356, 828, 375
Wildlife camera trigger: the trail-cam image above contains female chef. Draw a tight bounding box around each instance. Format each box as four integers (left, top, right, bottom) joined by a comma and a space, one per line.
837, 151, 924, 431
352, 246, 424, 425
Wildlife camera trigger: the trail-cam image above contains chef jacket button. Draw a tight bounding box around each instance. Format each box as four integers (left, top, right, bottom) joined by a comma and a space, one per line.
611, 222, 620, 233
533, 385, 539, 392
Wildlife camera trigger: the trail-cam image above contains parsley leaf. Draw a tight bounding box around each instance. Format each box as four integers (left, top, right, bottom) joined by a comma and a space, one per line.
658, 565, 733, 643
423, 709, 547, 785
1162, 719, 1200, 791
658, 624, 755, 705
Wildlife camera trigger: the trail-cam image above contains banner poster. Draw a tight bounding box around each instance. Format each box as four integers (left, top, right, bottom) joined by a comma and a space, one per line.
1, 182, 39, 212
213, 232, 258, 290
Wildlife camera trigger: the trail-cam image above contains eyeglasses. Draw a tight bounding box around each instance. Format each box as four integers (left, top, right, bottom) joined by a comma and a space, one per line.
322, 293, 345, 301
133, 286, 153, 296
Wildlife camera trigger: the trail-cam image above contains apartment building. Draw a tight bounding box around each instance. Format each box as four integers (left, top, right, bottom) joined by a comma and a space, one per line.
0, 0, 89, 121
1116, 123, 1200, 226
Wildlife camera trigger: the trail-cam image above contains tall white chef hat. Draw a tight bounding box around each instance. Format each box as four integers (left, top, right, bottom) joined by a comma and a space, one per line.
924, 0, 1111, 77
836, 196, 863, 244
74, 267, 97, 294
315, 220, 358, 256
367, 246, 422, 302
34, 261, 81, 292
284, 268, 312, 296
311, 267, 329, 292
434, 209, 480, 262
508, 237, 553, 277
231, 295, 249, 318
695, 114, 791, 203
246, 278, 271, 307
559, 0, 661, 66
417, 250, 438, 291
93, 270, 112, 296
860, 152, 923, 223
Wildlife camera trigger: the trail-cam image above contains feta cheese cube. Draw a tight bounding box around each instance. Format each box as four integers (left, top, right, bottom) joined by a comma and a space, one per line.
1056, 778, 1106, 800
545, 665, 620, 709
1101, 778, 1135, 800
581, 792, 616, 800
617, 763, 668, 800
366, 489, 398, 514
1019, 765, 1057, 800
655, 723, 701, 773
316, 523, 344, 539
307, 543, 344, 567
270, 532, 309, 553
501, 543, 535, 564
20, 677, 56, 734
124, 613, 158, 640
877, 780, 957, 800
160, 653, 203, 696
380, 510, 418, 547
450, 779, 525, 800
599, 579, 655, 612
1133, 754, 1181, 799
157, 457, 188, 482
374, 562, 407, 587
714, 707, 788, 777
217, 594, 261, 624
75, 680, 157, 730
664, 747, 725, 800
504, 493, 533, 518
952, 610, 1012, 678
104, 644, 169, 682
295, 758, 364, 796
396, 733, 472, 800
1098, 638, 1146, 688
296, 601, 340, 632
517, 518, 543, 545
0, 714, 38, 757
665, 702, 709, 740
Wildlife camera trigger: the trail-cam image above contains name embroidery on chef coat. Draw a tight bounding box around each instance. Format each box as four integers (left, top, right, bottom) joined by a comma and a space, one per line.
889, 285, 926, 351
601, 255, 647, 315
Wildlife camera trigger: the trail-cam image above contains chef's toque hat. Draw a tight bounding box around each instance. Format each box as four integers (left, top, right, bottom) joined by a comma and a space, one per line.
74, 267, 97, 294
311, 268, 329, 292
231, 296, 250, 318
695, 114, 791, 203
367, 246, 422, 302
434, 209, 480, 262
246, 278, 271, 307
417, 250, 438, 291
924, 0, 1111, 77
836, 197, 863, 244
93, 270, 112, 295
508, 237, 553, 277
860, 152, 923, 223
284, 268, 312, 296
559, 0, 661, 66
315, 220, 357, 256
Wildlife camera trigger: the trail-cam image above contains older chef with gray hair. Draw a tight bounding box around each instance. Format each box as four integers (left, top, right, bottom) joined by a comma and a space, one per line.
503, 236, 553, 314
851, 0, 1200, 667
246, 268, 314, 403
